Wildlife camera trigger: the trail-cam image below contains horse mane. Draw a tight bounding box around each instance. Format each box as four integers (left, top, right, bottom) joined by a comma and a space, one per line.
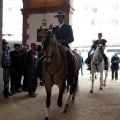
43, 36, 50, 51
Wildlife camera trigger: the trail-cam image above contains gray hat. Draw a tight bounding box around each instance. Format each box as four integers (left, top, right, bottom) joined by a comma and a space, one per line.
54, 11, 68, 18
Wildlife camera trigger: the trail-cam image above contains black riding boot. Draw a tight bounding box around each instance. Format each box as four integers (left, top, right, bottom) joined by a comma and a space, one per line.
66, 50, 77, 85
103, 54, 108, 70
86, 53, 94, 70
86, 56, 91, 70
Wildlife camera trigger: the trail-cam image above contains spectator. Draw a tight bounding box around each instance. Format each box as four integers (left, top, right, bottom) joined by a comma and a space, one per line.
26, 43, 39, 97
79, 52, 84, 75
111, 53, 119, 80
10, 44, 23, 93
2, 39, 12, 99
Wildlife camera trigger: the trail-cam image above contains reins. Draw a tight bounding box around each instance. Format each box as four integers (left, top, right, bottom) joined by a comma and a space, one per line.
92, 48, 104, 72
44, 41, 63, 82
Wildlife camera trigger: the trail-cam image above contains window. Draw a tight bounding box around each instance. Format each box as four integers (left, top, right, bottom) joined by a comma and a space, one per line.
112, 19, 118, 26
8, 7, 12, 11
91, 19, 95, 26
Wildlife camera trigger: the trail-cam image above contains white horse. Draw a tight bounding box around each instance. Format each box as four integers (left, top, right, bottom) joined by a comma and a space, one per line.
90, 44, 110, 93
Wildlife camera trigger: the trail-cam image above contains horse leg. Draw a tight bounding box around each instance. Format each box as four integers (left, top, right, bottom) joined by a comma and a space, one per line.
70, 76, 78, 103
57, 82, 67, 113
103, 70, 108, 86
65, 80, 69, 93
99, 72, 103, 90
66, 78, 76, 107
45, 85, 52, 120
90, 72, 94, 93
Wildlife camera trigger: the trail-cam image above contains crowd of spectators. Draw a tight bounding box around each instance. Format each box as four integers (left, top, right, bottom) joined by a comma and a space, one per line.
2, 39, 44, 99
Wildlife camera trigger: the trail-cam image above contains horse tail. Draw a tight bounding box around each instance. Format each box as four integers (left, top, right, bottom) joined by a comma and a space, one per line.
68, 51, 81, 99
74, 73, 79, 95
69, 71, 79, 99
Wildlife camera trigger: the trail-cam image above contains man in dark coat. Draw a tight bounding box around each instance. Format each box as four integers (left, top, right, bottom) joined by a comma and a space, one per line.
111, 53, 119, 80
49, 11, 76, 84
86, 33, 108, 70
10, 44, 23, 93
26, 43, 39, 97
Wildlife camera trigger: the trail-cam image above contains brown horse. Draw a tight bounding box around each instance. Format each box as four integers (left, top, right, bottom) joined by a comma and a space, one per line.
41, 30, 81, 120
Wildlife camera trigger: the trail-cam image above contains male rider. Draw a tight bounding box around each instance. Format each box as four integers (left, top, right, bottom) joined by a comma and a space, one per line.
49, 11, 76, 84
87, 33, 108, 70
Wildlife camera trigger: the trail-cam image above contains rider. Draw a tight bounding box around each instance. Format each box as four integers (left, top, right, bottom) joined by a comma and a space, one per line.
49, 11, 76, 83
87, 33, 108, 70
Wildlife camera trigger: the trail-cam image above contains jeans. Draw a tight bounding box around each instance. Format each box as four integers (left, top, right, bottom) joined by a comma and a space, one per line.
3, 69, 10, 95
28, 69, 38, 94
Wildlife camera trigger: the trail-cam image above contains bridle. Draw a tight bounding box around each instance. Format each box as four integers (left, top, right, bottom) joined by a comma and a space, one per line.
92, 46, 104, 71
42, 36, 63, 82
43, 38, 58, 61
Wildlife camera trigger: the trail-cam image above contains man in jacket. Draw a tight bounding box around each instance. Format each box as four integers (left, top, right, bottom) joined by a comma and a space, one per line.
2, 39, 12, 98
49, 11, 76, 85
86, 33, 108, 70
26, 43, 39, 97
10, 44, 23, 93
111, 53, 119, 80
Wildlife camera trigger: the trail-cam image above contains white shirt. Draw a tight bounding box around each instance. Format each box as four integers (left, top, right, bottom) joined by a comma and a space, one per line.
59, 22, 64, 29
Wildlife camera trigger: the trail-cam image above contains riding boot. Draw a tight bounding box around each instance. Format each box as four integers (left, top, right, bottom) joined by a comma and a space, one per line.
86, 56, 91, 70
66, 50, 77, 85
103, 54, 108, 70
87, 53, 94, 70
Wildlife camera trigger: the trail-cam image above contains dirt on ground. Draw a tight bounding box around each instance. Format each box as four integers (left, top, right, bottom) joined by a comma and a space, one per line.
0, 70, 120, 120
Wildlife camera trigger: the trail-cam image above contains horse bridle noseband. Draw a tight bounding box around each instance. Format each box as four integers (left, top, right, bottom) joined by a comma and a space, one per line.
92, 47, 104, 72
43, 36, 58, 60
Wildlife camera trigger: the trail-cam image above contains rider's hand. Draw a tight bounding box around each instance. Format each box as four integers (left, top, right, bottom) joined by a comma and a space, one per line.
49, 24, 53, 30
59, 39, 65, 44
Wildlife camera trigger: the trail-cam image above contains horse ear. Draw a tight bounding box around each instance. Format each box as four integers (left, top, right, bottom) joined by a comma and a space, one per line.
52, 27, 55, 35
40, 26, 44, 34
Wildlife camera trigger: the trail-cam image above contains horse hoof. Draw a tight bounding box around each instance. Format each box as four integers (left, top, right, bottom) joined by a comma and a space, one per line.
63, 108, 67, 113
65, 90, 69, 93
66, 104, 69, 109
99, 87, 102, 90
45, 117, 49, 120
103, 84, 106, 87
90, 90, 93, 93
71, 99, 75, 103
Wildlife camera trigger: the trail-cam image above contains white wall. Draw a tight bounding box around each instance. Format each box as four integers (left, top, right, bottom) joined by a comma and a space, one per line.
27, 13, 58, 47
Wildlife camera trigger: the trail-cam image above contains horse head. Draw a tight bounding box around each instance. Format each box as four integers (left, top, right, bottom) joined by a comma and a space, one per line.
40, 26, 57, 67
94, 44, 103, 62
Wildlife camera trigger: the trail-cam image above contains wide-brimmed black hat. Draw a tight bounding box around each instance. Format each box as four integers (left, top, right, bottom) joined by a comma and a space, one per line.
54, 11, 68, 18
98, 33, 103, 36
